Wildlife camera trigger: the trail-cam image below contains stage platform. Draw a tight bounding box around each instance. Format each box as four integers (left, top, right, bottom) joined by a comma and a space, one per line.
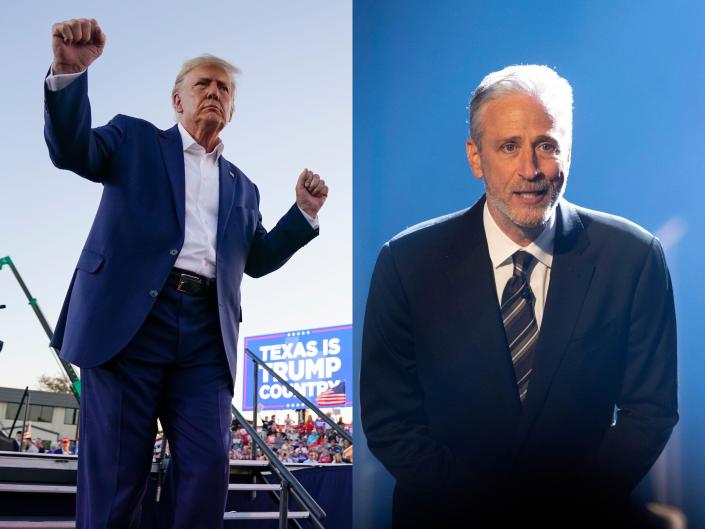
0, 451, 351, 529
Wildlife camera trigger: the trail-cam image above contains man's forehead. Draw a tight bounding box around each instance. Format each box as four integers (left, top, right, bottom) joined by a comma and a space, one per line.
481, 95, 566, 140
485, 94, 554, 123
187, 65, 233, 84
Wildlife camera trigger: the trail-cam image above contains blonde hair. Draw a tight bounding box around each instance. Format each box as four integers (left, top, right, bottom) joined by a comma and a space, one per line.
172, 54, 241, 122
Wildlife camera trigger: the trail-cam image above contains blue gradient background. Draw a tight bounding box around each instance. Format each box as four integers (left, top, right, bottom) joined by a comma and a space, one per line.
353, 1, 705, 527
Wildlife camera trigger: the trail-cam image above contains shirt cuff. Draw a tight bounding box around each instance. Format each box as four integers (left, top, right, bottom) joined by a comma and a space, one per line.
297, 205, 320, 230
45, 69, 85, 92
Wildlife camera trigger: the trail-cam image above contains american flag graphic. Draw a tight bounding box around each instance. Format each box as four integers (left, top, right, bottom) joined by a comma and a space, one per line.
316, 382, 346, 406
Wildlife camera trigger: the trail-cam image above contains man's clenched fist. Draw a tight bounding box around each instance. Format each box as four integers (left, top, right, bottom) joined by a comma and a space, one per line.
296, 168, 328, 219
51, 18, 106, 75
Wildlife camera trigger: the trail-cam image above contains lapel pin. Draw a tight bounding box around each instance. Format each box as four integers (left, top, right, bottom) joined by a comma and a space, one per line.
229, 171, 235, 178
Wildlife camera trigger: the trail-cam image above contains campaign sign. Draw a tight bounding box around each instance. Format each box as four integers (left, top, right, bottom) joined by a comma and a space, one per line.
242, 324, 353, 411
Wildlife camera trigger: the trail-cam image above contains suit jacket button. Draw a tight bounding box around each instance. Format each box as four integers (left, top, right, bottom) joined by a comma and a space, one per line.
170, 249, 178, 256
149, 290, 159, 298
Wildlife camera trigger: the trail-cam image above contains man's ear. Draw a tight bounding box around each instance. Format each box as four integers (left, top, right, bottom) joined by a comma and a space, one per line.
466, 138, 483, 180
173, 93, 182, 114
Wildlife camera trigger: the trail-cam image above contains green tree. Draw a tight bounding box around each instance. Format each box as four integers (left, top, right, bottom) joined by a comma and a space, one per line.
37, 374, 72, 394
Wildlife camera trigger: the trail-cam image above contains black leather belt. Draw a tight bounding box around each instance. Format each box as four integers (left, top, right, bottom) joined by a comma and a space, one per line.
167, 268, 216, 296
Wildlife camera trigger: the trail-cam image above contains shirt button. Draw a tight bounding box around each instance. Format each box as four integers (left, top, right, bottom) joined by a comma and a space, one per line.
149, 290, 159, 298
170, 249, 178, 256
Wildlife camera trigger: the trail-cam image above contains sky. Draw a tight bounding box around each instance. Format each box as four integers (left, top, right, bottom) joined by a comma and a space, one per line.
0, 1, 352, 409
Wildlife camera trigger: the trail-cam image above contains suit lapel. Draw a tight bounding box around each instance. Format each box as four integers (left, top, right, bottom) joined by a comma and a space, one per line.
158, 125, 185, 234
515, 200, 595, 448
217, 157, 236, 246
442, 198, 523, 420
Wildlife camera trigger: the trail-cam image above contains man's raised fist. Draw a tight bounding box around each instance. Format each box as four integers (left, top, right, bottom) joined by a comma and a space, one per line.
51, 18, 106, 75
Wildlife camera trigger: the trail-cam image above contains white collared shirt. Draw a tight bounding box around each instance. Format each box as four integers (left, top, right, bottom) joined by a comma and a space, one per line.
174, 123, 222, 278
482, 202, 556, 329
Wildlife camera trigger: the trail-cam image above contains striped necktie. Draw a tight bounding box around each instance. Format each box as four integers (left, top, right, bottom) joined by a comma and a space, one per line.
501, 251, 539, 403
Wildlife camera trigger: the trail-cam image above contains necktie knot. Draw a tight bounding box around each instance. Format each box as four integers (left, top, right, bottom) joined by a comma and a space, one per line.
512, 250, 534, 277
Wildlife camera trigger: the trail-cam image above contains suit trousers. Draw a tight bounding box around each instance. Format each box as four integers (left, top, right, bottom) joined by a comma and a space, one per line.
76, 281, 233, 529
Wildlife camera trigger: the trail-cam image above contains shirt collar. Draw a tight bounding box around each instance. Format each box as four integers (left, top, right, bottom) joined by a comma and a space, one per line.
177, 123, 224, 158
482, 200, 556, 270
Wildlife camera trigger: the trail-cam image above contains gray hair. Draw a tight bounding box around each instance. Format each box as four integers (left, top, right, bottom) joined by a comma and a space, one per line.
468, 65, 573, 149
172, 54, 241, 122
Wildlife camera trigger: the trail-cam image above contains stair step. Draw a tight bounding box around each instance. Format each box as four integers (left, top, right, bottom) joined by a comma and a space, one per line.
228, 459, 269, 467
0, 510, 312, 527
0, 483, 281, 494
0, 519, 74, 528
223, 511, 310, 520
0, 484, 76, 494
228, 483, 281, 491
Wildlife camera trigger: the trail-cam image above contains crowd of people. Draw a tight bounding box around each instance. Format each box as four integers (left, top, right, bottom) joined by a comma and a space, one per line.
8, 412, 352, 466
10, 430, 77, 454
229, 413, 353, 465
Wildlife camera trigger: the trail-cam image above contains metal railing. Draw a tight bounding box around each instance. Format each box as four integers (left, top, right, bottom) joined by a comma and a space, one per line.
231, 404, 326, 529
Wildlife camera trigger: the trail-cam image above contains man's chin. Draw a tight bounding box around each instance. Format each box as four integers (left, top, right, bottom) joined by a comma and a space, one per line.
508, 205, 555, 229
199, 109, 224, 120
196, 115, 225, 131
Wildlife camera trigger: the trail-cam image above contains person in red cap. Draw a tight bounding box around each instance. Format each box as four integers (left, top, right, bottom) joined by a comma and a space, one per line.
53, 437, 75, 455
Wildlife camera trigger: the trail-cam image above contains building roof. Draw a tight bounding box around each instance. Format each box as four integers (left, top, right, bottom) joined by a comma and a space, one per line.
0, 386, 78, 409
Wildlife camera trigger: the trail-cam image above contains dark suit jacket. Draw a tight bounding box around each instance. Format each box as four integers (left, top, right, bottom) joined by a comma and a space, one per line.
43, 72, 318, 383
361, 196, 677, 527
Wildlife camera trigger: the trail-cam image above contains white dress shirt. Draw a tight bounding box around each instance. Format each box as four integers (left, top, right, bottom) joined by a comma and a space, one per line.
482, 202, 556, 329
45, 69, 320, 279
175, 123, 222, 277
45, 70, 81, 91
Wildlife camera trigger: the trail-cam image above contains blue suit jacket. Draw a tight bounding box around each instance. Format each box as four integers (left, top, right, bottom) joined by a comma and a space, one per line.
361, 196, 678, 525
44, 72, 318, 383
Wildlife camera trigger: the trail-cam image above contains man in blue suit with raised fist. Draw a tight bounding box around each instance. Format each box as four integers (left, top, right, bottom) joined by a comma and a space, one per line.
44, 18, 327, 529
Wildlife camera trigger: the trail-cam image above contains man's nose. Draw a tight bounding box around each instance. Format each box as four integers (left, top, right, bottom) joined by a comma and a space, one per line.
518, 147, 540, 179
205, 81, 220, 99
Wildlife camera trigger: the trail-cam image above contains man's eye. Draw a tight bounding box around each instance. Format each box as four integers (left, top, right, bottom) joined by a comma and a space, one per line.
537, 142, 557, 153
501, 143, 517, 153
